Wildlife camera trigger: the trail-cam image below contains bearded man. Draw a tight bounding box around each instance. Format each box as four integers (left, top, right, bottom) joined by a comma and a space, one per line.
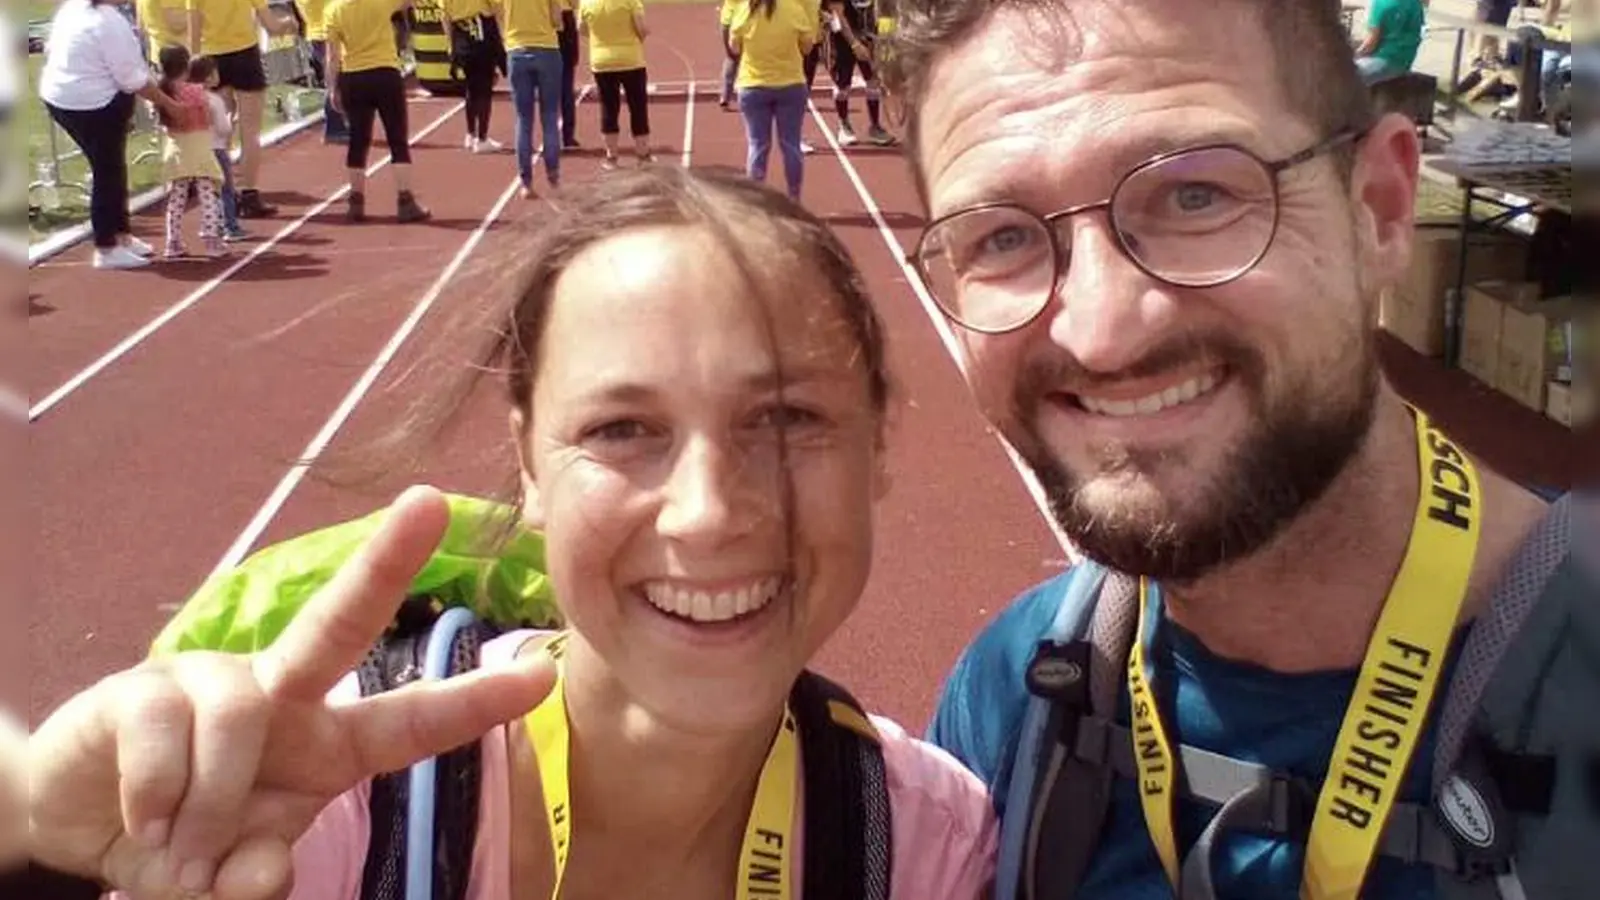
881, 0, 1596, 897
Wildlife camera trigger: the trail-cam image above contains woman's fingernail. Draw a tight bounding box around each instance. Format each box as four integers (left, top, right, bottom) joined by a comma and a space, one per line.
178, 858, 215, 893
140, 818, 170, 848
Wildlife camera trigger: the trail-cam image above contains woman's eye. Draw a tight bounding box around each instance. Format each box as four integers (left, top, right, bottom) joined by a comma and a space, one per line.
752, 404, 822, 431
583, 419, 652, 443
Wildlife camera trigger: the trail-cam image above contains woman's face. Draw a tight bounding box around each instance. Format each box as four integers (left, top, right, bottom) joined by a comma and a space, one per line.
519, 223, 887, 733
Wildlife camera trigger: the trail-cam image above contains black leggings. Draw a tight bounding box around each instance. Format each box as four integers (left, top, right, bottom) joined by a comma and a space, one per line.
46, 92, 135, 248
594, 67, 649, 136
339, 67, 410, 168
460, 53, 497, 139
804, 44, 820, 87
559, 10, 579, 142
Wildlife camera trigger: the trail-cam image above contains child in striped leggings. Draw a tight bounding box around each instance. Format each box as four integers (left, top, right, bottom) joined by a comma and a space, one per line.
155, 46, 227, 259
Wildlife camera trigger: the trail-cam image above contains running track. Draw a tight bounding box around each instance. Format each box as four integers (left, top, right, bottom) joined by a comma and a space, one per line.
26, 3, 1067, 731
26, 1, 1587, 730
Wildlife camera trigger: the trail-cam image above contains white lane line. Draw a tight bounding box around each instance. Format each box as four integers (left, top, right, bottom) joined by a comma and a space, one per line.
208, 176, 523, 577
29, 102, 467, 423
806, 100, 1077, 559
682, 79, 697, 167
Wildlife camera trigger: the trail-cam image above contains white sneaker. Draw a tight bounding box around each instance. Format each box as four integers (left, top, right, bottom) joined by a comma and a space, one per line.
122, 235, 154, 256
464, 134, 475, 149
93, 246, 151, 270
800, 139, 816, 155
838, 125, 858, 146
473, 137, 505, 154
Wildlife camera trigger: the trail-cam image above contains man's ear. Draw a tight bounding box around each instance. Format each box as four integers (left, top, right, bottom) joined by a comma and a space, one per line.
1350, 112, 1421, 293
509, 407, 544, 529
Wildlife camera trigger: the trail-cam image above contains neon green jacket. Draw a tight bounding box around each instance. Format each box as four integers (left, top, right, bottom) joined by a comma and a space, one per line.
150, 493, 562, 657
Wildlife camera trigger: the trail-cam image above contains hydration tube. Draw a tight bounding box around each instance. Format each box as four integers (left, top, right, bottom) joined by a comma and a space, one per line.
405, 605, 480, 900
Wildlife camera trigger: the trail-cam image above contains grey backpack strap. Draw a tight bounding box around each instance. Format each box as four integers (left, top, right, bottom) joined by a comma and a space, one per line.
1021, 571, 1140, 899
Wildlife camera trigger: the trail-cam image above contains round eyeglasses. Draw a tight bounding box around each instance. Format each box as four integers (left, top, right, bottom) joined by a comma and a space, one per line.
908, 130, 1365, 334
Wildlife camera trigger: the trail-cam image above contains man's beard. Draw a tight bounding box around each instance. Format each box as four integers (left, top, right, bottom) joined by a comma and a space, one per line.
1009, 328, 1381, 583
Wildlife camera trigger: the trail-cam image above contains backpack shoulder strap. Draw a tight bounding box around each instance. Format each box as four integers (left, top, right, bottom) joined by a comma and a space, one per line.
355, 598, 501, 900
1429, 493, 1599, 900
993, 561, 1141, 900
790, 669, 893, 900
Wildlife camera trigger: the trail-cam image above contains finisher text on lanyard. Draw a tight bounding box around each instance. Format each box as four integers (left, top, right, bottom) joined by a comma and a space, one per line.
1126, 408, 1482, 900
522, 633, 802, 900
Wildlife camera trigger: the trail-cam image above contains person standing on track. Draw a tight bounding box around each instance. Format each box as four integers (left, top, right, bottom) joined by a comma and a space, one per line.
186, 0, 298, 219
324, 0, 432, 223
882, 0, 1596, 896
495, 0, 565, 198
578, 0, 652, 168
447, 0, 507, 153
294, 0, 353, 144
37, 0, 184, 270
154, 46, 228, 259
729, 0, 818, 202
717, 0, 740, 109
822, 0, 893, 146
557, 0, 581, 149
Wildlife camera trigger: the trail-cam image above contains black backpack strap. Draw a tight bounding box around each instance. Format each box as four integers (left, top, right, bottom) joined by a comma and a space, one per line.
354, 597, 501, 900
789, 670, 893, 900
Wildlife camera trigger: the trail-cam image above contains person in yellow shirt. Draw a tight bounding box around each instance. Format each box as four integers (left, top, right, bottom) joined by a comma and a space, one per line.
728, 0, 817, 201
716, 0, 739, 109
446, 0, 506, 152
493, 0, 564, 196
136, 0, 188, 58
325, 0, 432, 223
186, 0, 298, 217
294, 0, 351, 142
577, 0, 650, 167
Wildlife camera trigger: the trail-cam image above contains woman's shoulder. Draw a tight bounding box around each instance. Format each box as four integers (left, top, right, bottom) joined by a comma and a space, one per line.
869, 713, 998, 900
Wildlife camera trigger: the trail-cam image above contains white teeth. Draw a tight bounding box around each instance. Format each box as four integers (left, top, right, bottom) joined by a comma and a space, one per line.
643, 576, 783, 623
1079, 373, 1219, 418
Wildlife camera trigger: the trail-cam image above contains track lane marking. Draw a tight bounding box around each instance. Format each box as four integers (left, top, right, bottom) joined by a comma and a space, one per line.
209, 176, 523, 577
29, 102, 468, 422
805, 99, 1078, 559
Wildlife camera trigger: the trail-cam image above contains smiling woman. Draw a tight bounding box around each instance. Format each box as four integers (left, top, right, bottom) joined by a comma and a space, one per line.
26, 166, 1000, 900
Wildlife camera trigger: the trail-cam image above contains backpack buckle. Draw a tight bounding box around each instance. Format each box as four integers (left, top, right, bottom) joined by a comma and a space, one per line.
1266, 773, 1317, 840
1025, 640, 1090, 707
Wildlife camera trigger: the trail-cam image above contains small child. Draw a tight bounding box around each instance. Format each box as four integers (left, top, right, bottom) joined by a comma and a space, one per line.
155, 45, 227, 259
191, 55, 248, 242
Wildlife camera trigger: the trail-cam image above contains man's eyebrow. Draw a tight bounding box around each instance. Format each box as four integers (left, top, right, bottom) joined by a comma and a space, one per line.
935, 126, 1266, 216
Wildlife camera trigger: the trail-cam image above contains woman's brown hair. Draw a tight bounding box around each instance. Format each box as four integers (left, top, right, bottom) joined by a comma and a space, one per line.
318, 165, 892, 548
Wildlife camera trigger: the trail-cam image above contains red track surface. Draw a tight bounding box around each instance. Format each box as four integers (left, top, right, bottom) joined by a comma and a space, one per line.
27, 2, 1584, 733
27, 3, 1061, 732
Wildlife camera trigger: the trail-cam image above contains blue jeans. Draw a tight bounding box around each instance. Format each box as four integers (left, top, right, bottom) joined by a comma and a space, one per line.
509, 47, 564, 186
311, 40, 349, 139
739, 84, 808, 199
213, 149, 241, 233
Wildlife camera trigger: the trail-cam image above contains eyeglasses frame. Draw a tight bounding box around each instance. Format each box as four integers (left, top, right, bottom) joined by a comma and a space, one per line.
907, 128, 1369, 334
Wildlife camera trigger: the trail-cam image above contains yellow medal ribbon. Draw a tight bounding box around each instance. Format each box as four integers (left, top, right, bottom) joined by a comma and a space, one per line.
522, 633, 802, 900
1127, 408, 1482, 899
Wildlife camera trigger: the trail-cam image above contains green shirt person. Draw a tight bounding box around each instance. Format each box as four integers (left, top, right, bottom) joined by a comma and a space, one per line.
1356, 0, 1425, 81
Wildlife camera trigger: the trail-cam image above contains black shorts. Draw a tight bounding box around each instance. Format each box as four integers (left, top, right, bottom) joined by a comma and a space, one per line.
1477, 0, 1515, 26
213, 44, 268, 92
830, 36, 875, 89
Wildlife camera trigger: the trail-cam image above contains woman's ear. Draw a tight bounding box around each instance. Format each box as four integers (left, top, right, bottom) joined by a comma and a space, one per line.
509, 408, 545, 528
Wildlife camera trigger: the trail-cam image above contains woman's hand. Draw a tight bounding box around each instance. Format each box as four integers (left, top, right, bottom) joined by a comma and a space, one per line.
29, 486, 557, 900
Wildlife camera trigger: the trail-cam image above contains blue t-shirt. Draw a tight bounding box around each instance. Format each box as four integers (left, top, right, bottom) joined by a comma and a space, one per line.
927, 570, 1461, 899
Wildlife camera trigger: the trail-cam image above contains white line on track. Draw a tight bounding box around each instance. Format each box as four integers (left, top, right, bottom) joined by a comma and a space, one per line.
209, 176, 524, 577
28, 102, 468, 423
681, 79, 697, 167
806, 100, 1078, 559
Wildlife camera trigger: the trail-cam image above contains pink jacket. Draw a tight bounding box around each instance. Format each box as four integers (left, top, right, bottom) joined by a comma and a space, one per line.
203, 631, 997, 899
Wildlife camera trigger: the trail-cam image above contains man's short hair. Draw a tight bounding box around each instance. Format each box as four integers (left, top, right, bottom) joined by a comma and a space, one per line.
881, 0, 1377, 197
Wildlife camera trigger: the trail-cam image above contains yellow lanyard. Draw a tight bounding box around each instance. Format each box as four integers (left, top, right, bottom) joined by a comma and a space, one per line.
522, 633, 802, 900
1127, 408, 1482, 900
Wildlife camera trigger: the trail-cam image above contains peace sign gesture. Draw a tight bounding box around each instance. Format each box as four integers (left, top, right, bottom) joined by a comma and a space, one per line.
29, 486, 557, 900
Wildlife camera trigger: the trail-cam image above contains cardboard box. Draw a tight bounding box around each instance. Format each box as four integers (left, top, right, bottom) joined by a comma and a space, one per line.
1459, 281, 1540, 386
1384, 227, 1529, 357
1545, 380, 1597, 428
1496, 296, 1580, 412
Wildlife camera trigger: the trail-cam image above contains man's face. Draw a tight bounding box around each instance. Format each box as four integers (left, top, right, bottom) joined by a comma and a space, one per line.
915, 0, 1414, 581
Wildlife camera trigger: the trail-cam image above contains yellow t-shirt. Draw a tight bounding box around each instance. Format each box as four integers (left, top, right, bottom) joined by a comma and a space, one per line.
186, 0, 269, 56
495, 0, 560, 49
325, 0, 406, 72
294, 0, 329, 41
730, 0, 817, 89
138, 0, 188, 56
719, 0, 739, 27
578, 0, 643, 72
445, 0, 493, 21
